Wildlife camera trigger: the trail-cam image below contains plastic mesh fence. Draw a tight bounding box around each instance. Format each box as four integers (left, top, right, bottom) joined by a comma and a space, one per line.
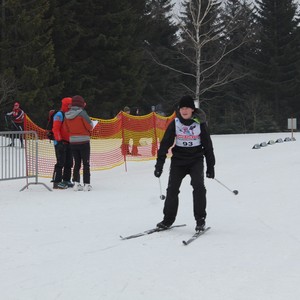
24, 111, 175, 178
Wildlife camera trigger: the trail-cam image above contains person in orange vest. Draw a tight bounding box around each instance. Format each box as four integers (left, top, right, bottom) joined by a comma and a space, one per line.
64, 95, 93, 192
5, 102, 25, 147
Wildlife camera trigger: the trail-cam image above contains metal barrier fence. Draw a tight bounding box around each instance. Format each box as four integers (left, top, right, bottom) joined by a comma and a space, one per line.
0, 131, 51, 191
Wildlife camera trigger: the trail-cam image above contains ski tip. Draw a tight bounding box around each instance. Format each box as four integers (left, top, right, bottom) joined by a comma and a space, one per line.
182, 241, 188, 246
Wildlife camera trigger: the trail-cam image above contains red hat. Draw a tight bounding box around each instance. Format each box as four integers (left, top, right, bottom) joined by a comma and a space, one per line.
72, 95, 86, 108
61, 97, 72, 112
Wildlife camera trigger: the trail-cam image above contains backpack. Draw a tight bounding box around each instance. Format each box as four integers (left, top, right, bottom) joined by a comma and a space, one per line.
46, 110, 64, 140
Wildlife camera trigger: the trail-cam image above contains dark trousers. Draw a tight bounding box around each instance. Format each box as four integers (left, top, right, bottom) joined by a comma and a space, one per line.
71, 143, 91, 184
52, 143, 73, 183
11, 123, 24, 147
163, 159, 207, 224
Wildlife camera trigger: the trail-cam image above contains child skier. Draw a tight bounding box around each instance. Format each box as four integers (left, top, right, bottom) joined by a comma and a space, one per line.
154, 95, 215, 232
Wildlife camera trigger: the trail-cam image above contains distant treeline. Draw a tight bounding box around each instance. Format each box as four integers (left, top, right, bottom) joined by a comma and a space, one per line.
0, 0, 300, 133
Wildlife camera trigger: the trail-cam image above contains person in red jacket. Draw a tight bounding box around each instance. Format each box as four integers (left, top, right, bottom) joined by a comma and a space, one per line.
64, 95, 93, 191
52, 97, 74, 189
5, 102, 25, 147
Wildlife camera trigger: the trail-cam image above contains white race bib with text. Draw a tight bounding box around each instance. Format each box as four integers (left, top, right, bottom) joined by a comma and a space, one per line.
175, 118, 201, 147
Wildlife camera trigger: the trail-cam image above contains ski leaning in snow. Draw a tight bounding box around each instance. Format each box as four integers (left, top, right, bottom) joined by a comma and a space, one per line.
120, 224, 186, 240
182, 226, 211, 246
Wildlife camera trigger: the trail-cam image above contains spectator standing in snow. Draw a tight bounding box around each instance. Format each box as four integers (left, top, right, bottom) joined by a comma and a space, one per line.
52, 97, 74, 189
5, 102, 25, 147
64, 95, 93, 192
154, 95, 215, 232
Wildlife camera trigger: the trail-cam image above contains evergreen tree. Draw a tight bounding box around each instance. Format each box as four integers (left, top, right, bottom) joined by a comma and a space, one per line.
56, 0, 147, 118
51, 0, 79, 101
141, 0, 181, 114
0, 0, 62, 125
212, 0, 264, 133
253, 0, 300, 129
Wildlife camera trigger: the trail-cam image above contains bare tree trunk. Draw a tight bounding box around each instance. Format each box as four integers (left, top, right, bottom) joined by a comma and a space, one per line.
145, 0, 248, 108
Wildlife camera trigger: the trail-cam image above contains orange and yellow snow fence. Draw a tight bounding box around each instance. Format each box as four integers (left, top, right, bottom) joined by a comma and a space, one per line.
24, 111, 175, 178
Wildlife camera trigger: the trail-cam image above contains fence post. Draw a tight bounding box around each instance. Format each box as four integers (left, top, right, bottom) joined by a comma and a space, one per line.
152, 112, 158, 157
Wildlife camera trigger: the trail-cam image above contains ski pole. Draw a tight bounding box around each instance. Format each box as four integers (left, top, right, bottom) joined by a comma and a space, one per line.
158, 177, 166, 200
214, 178, 239, 195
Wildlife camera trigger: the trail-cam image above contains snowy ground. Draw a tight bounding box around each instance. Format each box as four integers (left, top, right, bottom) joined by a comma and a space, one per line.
1, 132, 299, 300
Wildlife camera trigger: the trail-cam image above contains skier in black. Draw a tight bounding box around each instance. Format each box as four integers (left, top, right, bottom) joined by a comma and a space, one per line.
5, 102, 25, 147
154, 95, 215, 232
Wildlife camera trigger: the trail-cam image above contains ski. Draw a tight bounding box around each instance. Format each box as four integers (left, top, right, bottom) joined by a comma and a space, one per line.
182, 226, 211, 246
120, 224, 186, 240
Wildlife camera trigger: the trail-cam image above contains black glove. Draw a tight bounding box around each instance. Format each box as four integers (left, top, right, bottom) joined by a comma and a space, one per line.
55, 141, 64, 151
154, 165, 163, 178
206, 167, 215, 179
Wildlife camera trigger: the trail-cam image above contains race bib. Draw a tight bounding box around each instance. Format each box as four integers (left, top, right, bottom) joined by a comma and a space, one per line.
175, 118, 201, 147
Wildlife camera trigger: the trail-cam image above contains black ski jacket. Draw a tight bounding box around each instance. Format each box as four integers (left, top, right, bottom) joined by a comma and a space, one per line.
156, 109, 215, 171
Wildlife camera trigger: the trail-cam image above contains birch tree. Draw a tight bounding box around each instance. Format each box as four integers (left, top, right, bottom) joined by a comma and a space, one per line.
146, 0, 249, 108
179, 0, 250, 107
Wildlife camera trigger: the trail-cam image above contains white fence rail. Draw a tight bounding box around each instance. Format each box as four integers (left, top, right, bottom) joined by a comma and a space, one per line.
0, 131, 51, 191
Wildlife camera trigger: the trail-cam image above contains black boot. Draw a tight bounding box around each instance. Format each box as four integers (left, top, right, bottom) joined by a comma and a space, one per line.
53, 182, 68, 189
62, 181, 74, 188
195, 218, 206, 232
156, 220, 173, 229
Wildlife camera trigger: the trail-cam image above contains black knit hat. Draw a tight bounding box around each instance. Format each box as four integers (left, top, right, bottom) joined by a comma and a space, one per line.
179, 95, 195, 109
72, 95, 85, 108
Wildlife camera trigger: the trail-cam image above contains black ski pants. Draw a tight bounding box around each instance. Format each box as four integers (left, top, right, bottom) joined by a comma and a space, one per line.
52, 142, 73, 183
71, 142, 91, 184
163, 159, 207, 224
